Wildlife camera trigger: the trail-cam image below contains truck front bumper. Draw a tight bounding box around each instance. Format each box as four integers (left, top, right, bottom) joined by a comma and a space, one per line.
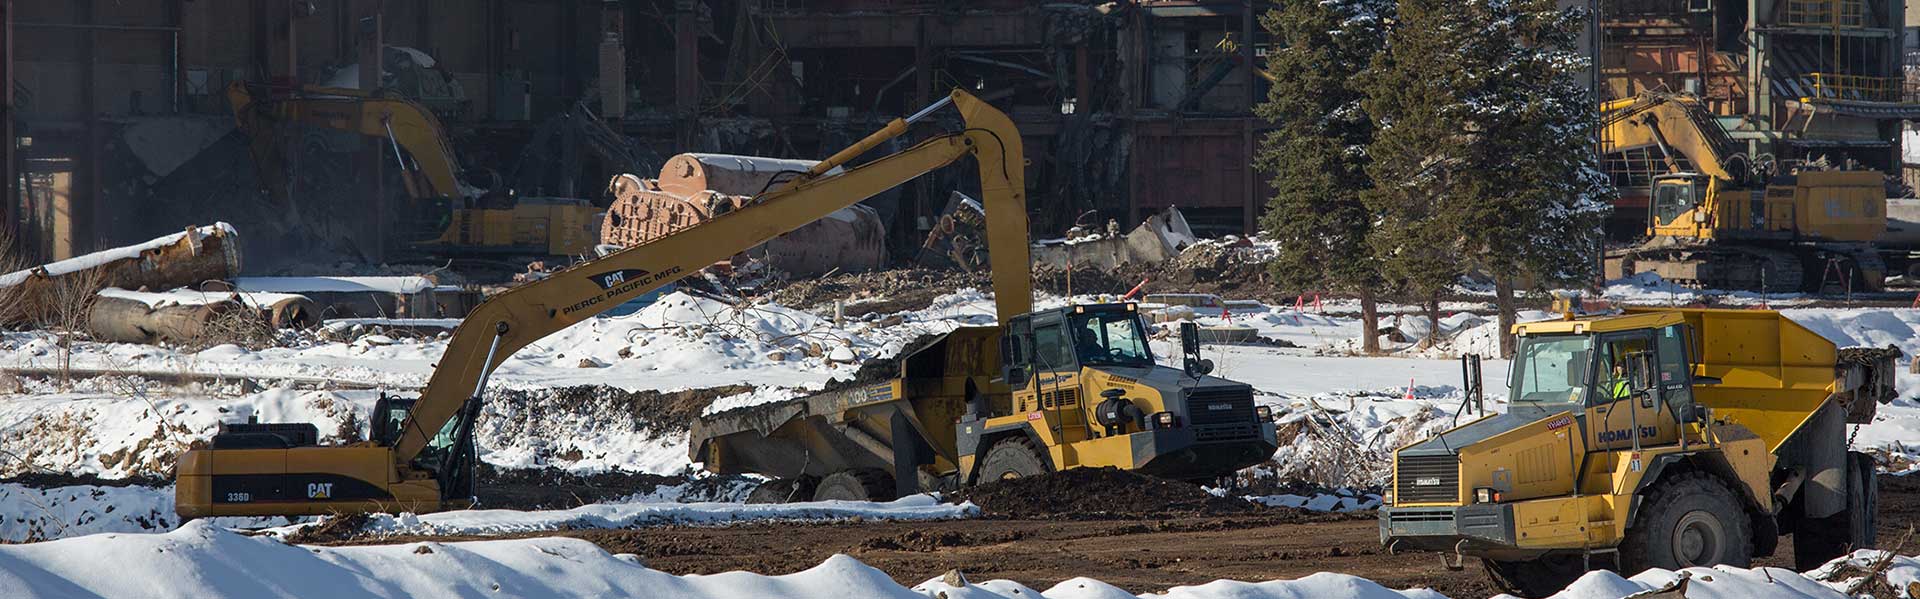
1131, 421, 1279, 480
1378, 504, 1518, 554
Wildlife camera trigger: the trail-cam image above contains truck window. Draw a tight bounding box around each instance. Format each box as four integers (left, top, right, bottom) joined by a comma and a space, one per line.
1654, 180, 1695, 225
1595, 335, 1653, 405
1071, 312, 1153, 367
1512, 335, 1591, 407
1656, 324, 1692, 415
1033, 323, 1074, 370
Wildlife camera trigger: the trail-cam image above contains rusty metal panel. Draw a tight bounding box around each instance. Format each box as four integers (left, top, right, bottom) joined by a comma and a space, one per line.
1130, 127, 1250, 213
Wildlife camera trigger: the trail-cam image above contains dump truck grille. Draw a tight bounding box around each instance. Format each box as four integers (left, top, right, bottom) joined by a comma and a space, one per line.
1395, 454, 1460, 504
1186, 387, 1256, 441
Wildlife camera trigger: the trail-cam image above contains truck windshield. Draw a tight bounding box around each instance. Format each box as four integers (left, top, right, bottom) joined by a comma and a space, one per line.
1511, 335, 1592, 407
1070, 311, 1154, 367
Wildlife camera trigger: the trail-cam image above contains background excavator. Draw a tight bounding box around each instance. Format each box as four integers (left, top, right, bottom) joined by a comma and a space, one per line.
1599, 92, 1887, 293
227, 81, 601, 260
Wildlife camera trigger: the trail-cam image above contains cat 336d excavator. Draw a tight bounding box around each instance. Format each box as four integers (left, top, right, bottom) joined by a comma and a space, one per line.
176, 89, 1278, 517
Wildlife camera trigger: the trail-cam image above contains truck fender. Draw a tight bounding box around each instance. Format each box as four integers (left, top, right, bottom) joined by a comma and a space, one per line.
1631, 451, 1778, 558
956, 421, 1047, 486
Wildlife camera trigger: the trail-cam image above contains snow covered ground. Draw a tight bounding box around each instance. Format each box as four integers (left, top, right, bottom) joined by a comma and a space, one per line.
1, 521, 1915, 599
6, 287, 1920, 537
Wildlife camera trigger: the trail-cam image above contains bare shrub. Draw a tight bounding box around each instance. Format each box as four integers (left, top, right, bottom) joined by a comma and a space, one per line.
33, 267, 108, 391
182, 303, 279, 352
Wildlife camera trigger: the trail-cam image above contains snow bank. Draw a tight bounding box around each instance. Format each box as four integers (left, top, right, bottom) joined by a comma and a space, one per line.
284, 494, 977, 538
1598, 271, 1813, 307
0, 522, 1449, 599
18, 522, 1910, 599
1243, 492, 1383, 512
0, 484, 292, 543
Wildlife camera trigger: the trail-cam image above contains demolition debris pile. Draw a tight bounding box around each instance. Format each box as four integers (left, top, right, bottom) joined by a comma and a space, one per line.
959, 467, 1256, 519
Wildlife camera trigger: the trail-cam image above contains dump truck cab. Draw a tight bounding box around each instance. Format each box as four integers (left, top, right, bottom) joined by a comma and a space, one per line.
1379, 307, 1897, 597
964, 303, 1279, 482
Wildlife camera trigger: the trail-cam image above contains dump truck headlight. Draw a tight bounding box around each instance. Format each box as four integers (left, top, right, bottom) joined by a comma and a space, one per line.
1254, 406, 1272, 421
1475, 487, 1498, 504
1154, 411, 1178, 428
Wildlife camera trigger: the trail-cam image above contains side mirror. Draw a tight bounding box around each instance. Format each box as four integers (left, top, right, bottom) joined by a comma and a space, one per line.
1185, 357, 1215, 377
1180, 321, 1201, 356
1003, 365, 1027, 385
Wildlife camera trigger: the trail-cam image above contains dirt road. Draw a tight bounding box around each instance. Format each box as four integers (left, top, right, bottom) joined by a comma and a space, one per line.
329, 475, 1920, 597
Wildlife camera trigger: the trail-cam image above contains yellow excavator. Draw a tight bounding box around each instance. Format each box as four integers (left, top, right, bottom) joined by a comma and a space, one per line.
227, 81, 600, 257
1379, 300, 1898, 597
180, 88, 1239, 517
1599, 92, 1887, 292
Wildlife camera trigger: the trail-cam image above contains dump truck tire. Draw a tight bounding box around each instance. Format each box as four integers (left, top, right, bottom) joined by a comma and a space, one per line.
978, 437, 1049, 482
1793, 452, 1876, 570
813, 469, 896, 502
745, 476, 818, 504
1482, 555, 1586, 599
1623, 471, 1752, 573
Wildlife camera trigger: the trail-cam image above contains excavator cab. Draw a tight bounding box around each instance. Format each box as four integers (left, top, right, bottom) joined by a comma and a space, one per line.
1648, 174, 1709, 235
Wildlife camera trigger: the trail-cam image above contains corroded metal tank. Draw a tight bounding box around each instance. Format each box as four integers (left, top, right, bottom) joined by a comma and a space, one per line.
601, 153, 887, 276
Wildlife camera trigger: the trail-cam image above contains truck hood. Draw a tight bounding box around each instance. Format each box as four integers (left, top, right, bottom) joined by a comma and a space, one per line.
1397, 404, 1573, 458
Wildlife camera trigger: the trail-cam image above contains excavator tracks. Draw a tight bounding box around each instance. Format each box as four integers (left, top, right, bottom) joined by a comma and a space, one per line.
1607, 241, 1889, 294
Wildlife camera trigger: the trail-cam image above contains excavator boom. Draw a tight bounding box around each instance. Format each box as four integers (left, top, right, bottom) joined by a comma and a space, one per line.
1599, 92, 1745, 183
391, 89, 1028, 465
229, 81, 467, 202
178, 88, 1029, 518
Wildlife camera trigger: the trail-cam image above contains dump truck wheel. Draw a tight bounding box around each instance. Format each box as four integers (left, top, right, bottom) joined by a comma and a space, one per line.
1623, 471, 1751, 573
745, 476, 818, 504
1482, 555, 1586, 599
1793, 452, 1876, 570
979, 437, 1049, 482
812, 469, 896, 502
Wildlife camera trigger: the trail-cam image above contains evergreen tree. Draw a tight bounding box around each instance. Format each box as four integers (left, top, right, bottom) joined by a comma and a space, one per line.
1363, 0, 1612, 354
1472, 0, 1613, 356
1255, 0, 1393, 354
1358, 0, 1475, 347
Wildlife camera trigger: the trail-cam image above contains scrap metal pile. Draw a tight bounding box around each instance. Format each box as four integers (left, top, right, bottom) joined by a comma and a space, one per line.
601, 153, 888, 277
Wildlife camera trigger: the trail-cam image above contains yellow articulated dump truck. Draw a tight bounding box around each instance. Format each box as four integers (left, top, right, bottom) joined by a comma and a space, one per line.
690, 314, 1280, 503
1379, 307, 1899, 597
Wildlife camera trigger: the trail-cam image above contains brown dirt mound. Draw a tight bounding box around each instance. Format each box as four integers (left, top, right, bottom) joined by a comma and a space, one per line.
280, 512, 371, 544
476, 465, 754, 511
493, 384, 754, 437
957, 467, 1257, 519
0, 472, 170, 489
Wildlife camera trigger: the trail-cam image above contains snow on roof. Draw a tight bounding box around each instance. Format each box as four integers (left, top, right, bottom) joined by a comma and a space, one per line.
0, 223, 235, 288
233, 276, 437, 295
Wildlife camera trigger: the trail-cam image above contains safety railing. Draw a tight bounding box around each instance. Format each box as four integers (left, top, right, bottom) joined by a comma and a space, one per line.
1781, 0, 1866, 28
1805, 72, 1916, 103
